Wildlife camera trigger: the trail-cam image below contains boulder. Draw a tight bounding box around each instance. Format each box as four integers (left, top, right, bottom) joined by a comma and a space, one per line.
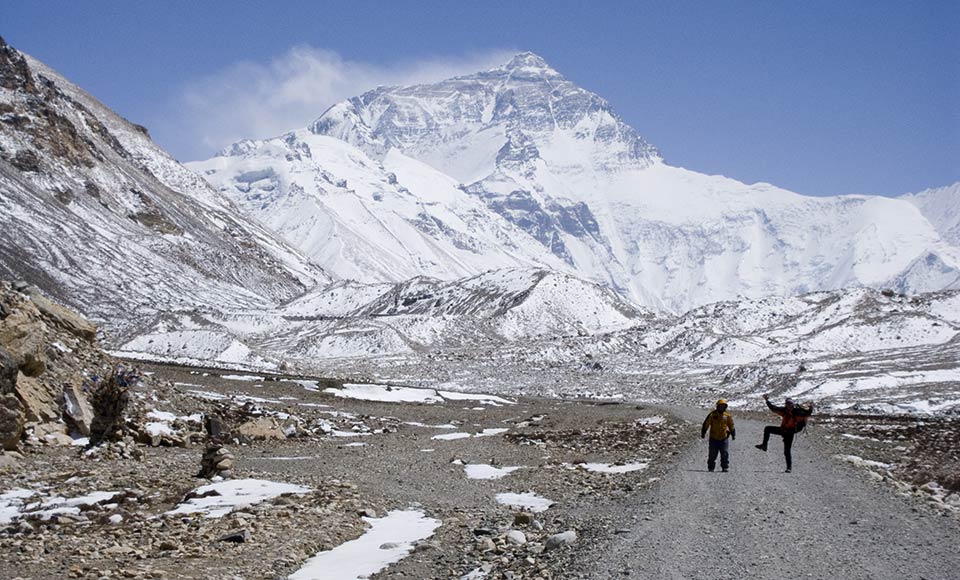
237, 417, 286, 440
27, 290, 97, 341
61, 381, 94, 435
0, 300, 48, 376
0, 452, 17, 469
14, 372, 60, 423
0, 392, 25, 450
544, 530, 577, 551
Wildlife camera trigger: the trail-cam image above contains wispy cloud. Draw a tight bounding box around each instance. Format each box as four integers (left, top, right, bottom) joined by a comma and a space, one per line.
155, 46, 516, 161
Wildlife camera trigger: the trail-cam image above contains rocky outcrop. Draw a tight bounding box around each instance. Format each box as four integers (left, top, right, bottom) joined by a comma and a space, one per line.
0, 281, 116, 447
27, 289, 97, 341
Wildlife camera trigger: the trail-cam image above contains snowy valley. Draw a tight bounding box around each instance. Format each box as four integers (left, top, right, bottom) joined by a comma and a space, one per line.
1, 37, 959, 415
1, 26, 959, 580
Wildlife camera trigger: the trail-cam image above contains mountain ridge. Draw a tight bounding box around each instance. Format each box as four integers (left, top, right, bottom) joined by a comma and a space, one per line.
194, 51, 960, 313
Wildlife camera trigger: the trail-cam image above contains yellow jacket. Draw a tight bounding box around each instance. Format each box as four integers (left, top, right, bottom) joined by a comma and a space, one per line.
702, 410, 735, 440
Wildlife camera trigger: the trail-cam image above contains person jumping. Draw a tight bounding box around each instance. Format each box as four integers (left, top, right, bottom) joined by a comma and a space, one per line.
755, 393, 813, 473
701, 399, 736, 472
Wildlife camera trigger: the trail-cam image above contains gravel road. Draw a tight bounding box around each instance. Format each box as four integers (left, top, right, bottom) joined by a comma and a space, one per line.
573, 409, 960, 580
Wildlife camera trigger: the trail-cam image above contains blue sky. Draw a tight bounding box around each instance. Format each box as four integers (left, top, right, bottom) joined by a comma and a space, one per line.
3, 0, 957, 197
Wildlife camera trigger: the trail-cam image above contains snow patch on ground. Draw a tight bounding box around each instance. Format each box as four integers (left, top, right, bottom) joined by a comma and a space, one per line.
495, 492, 554, 512
1, 489, 120, 524
166, 479, 310, 518
288, 509, 441, 580
324, 383, 515, 406
569, 462, 649, 474
464, 464, 523, 480
836, 454, 894, 470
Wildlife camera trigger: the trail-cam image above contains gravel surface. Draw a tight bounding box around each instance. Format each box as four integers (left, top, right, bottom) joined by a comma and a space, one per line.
3, 363, 958, 580
571, 410, 960, 580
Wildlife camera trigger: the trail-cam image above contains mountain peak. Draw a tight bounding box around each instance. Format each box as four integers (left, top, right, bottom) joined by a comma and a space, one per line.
501, 52, 556, 73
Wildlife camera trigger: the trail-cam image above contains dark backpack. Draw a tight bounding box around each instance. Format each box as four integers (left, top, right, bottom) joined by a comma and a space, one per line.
793, 404, 812, 433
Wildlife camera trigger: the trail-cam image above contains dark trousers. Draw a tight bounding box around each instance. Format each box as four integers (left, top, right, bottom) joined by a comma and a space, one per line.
707, 438, 729, 471
762, 426, 795, 470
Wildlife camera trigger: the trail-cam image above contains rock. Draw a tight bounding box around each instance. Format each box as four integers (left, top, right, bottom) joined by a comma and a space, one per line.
12, 149, 40, 172
477, 537, 496, 552
61, 381, 94, 435
413, 540, 440, 552
513, 512, 534, 526
506, 530, 527, 545
43, 431, 74, 446
199, 445, 235, 478
204, 414, 230, 442
237, 417, 286, 440
0, 301, 47, 376
218, 529, 250, 543
0, 451, 17, 469
158, 540, 178, 551
14, 372, 60, 423
26, 290, 97, 340
359, 508, 378, 518
379, 542, 402, 550
544, 530, 577, 551
0, 346, 16, 394
0, 392, 25, 449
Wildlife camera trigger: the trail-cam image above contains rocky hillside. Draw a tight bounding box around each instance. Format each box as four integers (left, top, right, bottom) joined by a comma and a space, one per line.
0, 37, 328, 342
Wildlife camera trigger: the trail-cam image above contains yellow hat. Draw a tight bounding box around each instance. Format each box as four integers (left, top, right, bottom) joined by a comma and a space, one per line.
716, 399, 728, 406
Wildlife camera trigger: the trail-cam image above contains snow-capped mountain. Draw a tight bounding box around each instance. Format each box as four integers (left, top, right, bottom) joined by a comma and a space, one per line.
0, 38, 328, 340
902, 182, 960, 248
195, 52, 960, 313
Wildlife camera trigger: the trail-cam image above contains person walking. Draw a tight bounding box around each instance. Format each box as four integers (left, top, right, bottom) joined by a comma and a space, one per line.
701, 399, 736, 472
755, 393, 813, 473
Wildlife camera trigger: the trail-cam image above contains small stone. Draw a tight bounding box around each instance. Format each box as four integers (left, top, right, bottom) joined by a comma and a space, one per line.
506, 530, 527, 545
477, 537, 496, 552
513, 512, 534, 526
218, 529, 249, 543
544, 530, 577, 551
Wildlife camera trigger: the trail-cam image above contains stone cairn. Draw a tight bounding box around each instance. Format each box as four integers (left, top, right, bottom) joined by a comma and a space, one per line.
198, 414, 234, 479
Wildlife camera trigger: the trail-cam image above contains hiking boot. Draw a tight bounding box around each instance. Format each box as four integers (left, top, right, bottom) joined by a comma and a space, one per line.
785, 468, 792, 473
721, 468, 729, 472
755, 444, 767, 452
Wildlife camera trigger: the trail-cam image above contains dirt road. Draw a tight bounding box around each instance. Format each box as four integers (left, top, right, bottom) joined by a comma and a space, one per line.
574, 411, 960, 580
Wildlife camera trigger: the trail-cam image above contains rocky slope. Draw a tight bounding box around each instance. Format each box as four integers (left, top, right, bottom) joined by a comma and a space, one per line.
0, 37, 328, 342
